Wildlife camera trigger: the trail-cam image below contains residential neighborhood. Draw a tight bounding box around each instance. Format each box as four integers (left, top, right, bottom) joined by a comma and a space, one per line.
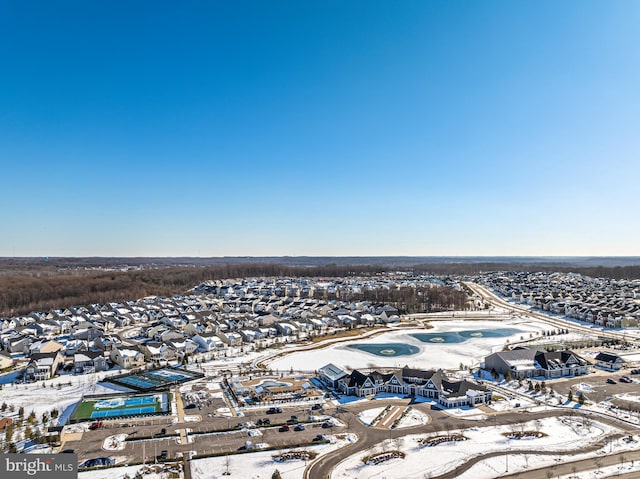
2, 272, 640, 479
476, 271, 640, 328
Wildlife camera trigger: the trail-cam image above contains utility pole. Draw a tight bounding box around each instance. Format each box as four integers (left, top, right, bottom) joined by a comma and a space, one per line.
505, 447, 509, 472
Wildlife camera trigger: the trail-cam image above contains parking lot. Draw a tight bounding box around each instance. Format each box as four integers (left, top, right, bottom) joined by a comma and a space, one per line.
551, 369, 640, 410
65, 390, 338, 464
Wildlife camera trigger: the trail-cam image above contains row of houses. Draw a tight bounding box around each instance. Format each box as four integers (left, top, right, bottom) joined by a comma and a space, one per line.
318, 364, 492, 408
478, 271, 640, 328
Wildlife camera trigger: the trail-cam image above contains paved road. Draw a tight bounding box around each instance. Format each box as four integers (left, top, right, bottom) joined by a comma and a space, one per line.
500, 448, 640, 479
304, 398, 636, 479
463, 282, 627, 343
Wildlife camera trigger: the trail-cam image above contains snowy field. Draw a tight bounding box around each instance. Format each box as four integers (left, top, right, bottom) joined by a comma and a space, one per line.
191, 434, 357, 479
332, 416, 623, 479
79, 464, 173, 479
0, 372, 129, 424
267, 320, 550, 371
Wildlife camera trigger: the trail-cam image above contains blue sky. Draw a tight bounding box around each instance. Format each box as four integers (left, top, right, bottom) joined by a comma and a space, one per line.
1, 1, 639, 257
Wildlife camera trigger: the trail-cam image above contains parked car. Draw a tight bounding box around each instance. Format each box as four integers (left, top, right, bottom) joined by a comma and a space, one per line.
607, 378, 617, 384
79, 457, 115, 469
294, 424, 305, 431
157, 450, 168, 460
312, 434, 326, 442
279, 425, 290, 432
321, 422, 332, 429
311, 404, 322, 410
184, 404, 196, 409
257, 418, 271, 426
88, 421, 102, 430
160, 428, 166, 435
266, 407, 278, 414
620, 376, 632, 383
630, 369, 640, 375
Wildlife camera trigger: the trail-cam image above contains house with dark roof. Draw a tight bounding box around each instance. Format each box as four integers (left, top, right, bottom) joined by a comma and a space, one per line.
594, 352, 624, 371
334, 366, 491, 407
23, 351, 63, 382
484, 348, 590, 379
73, 351, 108, 374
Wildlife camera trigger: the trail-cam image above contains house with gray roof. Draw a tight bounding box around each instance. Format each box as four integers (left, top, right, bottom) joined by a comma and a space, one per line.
484, 348, 589, 379
318, 363, 348, 388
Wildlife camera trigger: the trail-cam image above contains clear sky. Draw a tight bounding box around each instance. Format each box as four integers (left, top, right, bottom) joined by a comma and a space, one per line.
1, 1, 639, 257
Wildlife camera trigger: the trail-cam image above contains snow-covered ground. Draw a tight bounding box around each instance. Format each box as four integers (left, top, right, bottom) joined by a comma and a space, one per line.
103, 434, 127, 451
357, 407, 385, 426
267, 320, 549, 371
0, 373, 128, 424
332, 416, 623, 479
79, 463, 176, 479
191, 433, 357, 479
394, 408, 429, 428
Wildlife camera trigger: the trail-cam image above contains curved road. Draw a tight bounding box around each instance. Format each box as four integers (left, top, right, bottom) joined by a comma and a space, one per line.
304, 282, 640, 479
464, 282, 628, 342
304, 398, 636, 479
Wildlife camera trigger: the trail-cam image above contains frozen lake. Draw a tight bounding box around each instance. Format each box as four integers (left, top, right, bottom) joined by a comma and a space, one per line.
267, 319, 549, 371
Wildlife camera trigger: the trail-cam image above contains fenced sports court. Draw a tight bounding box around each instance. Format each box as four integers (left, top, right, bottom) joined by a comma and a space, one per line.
69, 392, 170, 423
104, 366, 204, 392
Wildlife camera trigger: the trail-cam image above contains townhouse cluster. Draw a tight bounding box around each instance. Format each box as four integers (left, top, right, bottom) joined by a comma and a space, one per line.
477, 271, 640, 328
0, 276, 451, 382
319, 363, 492, 408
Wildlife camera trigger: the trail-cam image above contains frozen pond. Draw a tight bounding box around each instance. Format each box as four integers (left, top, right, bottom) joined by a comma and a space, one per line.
411, 327, 523, 343
346, 343, 420, 357
267, 320, 548, 371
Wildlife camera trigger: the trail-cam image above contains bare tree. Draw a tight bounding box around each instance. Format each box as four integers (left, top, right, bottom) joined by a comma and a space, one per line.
223, 455, 231, 476
595, 456, 602, 473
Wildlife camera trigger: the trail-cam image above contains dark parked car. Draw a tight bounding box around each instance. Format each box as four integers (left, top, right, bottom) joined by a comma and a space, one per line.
607, 378, 617, 384
630, 369, 640, 375
312, 404, 322, 410
160, 428, 166, 435
266, 408, 277, 414
294, 424, 305, 431
184, 404, 196, 409
79, 457, 115, 469
321, 421, 332, 429
158, 450, 168, 460
312, 434, 326, 442
279, 425, 290, 432
257, 418, 271, 426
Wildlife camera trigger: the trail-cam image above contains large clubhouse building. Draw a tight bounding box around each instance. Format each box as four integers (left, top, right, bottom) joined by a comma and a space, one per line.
319, 363, 492, 408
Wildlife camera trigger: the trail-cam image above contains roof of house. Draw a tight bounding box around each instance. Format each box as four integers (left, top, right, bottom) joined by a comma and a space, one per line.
319, 363, 348, 381
594, 352, 622, 363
